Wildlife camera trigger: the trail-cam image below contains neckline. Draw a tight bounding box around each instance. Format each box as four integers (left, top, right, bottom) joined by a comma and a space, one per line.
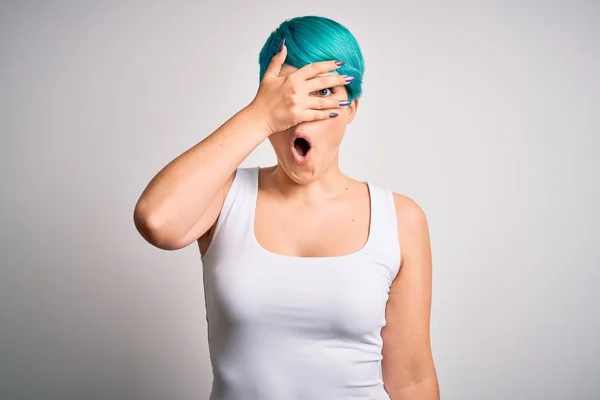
249, 167, 374, 261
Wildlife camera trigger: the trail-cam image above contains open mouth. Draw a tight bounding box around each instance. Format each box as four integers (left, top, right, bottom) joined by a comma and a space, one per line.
293, 137, 311, 157
291, 136, 312, 165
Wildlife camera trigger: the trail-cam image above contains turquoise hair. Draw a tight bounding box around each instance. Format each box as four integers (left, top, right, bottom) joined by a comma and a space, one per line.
258, 16, 365, 103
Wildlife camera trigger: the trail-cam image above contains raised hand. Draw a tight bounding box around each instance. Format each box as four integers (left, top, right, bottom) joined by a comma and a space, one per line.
249, 39, 355, 136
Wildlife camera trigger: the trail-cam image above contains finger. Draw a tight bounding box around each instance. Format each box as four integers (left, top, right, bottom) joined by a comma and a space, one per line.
294, 60, 344, 81
262, 39, 287, 79
304, 74, 354, 93
301, 109, 341, 122
305, 96, 347, 111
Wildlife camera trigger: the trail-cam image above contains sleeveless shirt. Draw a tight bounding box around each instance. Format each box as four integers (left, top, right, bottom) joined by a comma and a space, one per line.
201, 166, 401, 400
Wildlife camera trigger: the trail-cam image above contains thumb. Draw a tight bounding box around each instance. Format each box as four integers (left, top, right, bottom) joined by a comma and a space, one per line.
263, 38, 287, 79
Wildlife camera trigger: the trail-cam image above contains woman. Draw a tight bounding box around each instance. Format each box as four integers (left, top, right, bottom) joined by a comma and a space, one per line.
134, 15, 439, 400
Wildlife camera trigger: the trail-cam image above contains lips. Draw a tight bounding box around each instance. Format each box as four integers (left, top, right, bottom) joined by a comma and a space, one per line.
290, 133, 312, 165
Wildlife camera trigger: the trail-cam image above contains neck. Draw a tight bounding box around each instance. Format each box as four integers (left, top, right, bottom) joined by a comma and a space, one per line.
267, 157, 352, 203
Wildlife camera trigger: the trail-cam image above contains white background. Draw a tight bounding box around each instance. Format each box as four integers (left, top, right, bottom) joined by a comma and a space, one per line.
1, 1, 599, 399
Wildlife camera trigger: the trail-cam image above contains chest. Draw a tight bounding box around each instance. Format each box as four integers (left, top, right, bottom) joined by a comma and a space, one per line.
208, 252, 392, 338
253, 190, 371, 258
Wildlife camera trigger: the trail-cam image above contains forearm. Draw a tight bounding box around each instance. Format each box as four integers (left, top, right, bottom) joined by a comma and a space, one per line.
134, 104, 269, 239
387, 376, 440, 400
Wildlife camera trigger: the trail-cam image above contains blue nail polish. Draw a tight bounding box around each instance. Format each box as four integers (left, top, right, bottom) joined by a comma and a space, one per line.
279, 38, 286, 52
344, 75, 356, 83
339, 100, 351, 106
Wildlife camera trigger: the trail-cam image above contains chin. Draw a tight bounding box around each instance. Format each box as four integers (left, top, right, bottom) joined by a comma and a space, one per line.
279, 161, 318, 185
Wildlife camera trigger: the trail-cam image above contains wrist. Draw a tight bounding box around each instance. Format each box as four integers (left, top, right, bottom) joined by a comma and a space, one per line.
240, 102, 273, 139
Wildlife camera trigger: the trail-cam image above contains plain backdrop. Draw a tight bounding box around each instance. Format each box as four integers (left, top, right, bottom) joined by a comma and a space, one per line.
1, 1, 599, 399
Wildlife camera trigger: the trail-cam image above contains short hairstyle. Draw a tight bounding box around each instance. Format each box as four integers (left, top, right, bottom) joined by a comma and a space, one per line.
258, 16, 365, 103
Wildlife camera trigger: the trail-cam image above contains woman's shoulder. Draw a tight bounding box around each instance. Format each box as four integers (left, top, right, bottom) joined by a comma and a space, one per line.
388, 191, 429, 262
366, 178, 427, 232
391, 192, 424, 216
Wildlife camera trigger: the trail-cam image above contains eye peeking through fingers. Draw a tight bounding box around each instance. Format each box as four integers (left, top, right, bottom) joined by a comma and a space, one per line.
311, 88, 335, 97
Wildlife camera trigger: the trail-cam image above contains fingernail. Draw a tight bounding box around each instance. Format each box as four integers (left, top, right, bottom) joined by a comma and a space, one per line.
344, 75, 356, 83
279, 38, 286, 52
334, 60, 345, 66
338, 100, 351, 106
329, 112, 339, 118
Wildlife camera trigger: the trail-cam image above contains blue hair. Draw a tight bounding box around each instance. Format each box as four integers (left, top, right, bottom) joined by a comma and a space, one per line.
258, 16, 365, 103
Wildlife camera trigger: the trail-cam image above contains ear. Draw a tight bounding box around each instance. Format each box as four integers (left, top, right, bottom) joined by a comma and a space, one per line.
346, 98, 360, 124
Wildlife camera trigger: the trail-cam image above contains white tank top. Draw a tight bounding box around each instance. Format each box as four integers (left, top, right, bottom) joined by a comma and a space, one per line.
201, 166, 401, 400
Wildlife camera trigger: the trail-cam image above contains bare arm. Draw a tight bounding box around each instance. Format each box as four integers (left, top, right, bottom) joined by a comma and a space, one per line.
381, 194, 439, 399
133, 106, 270, 250
133, 42, 350, 250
